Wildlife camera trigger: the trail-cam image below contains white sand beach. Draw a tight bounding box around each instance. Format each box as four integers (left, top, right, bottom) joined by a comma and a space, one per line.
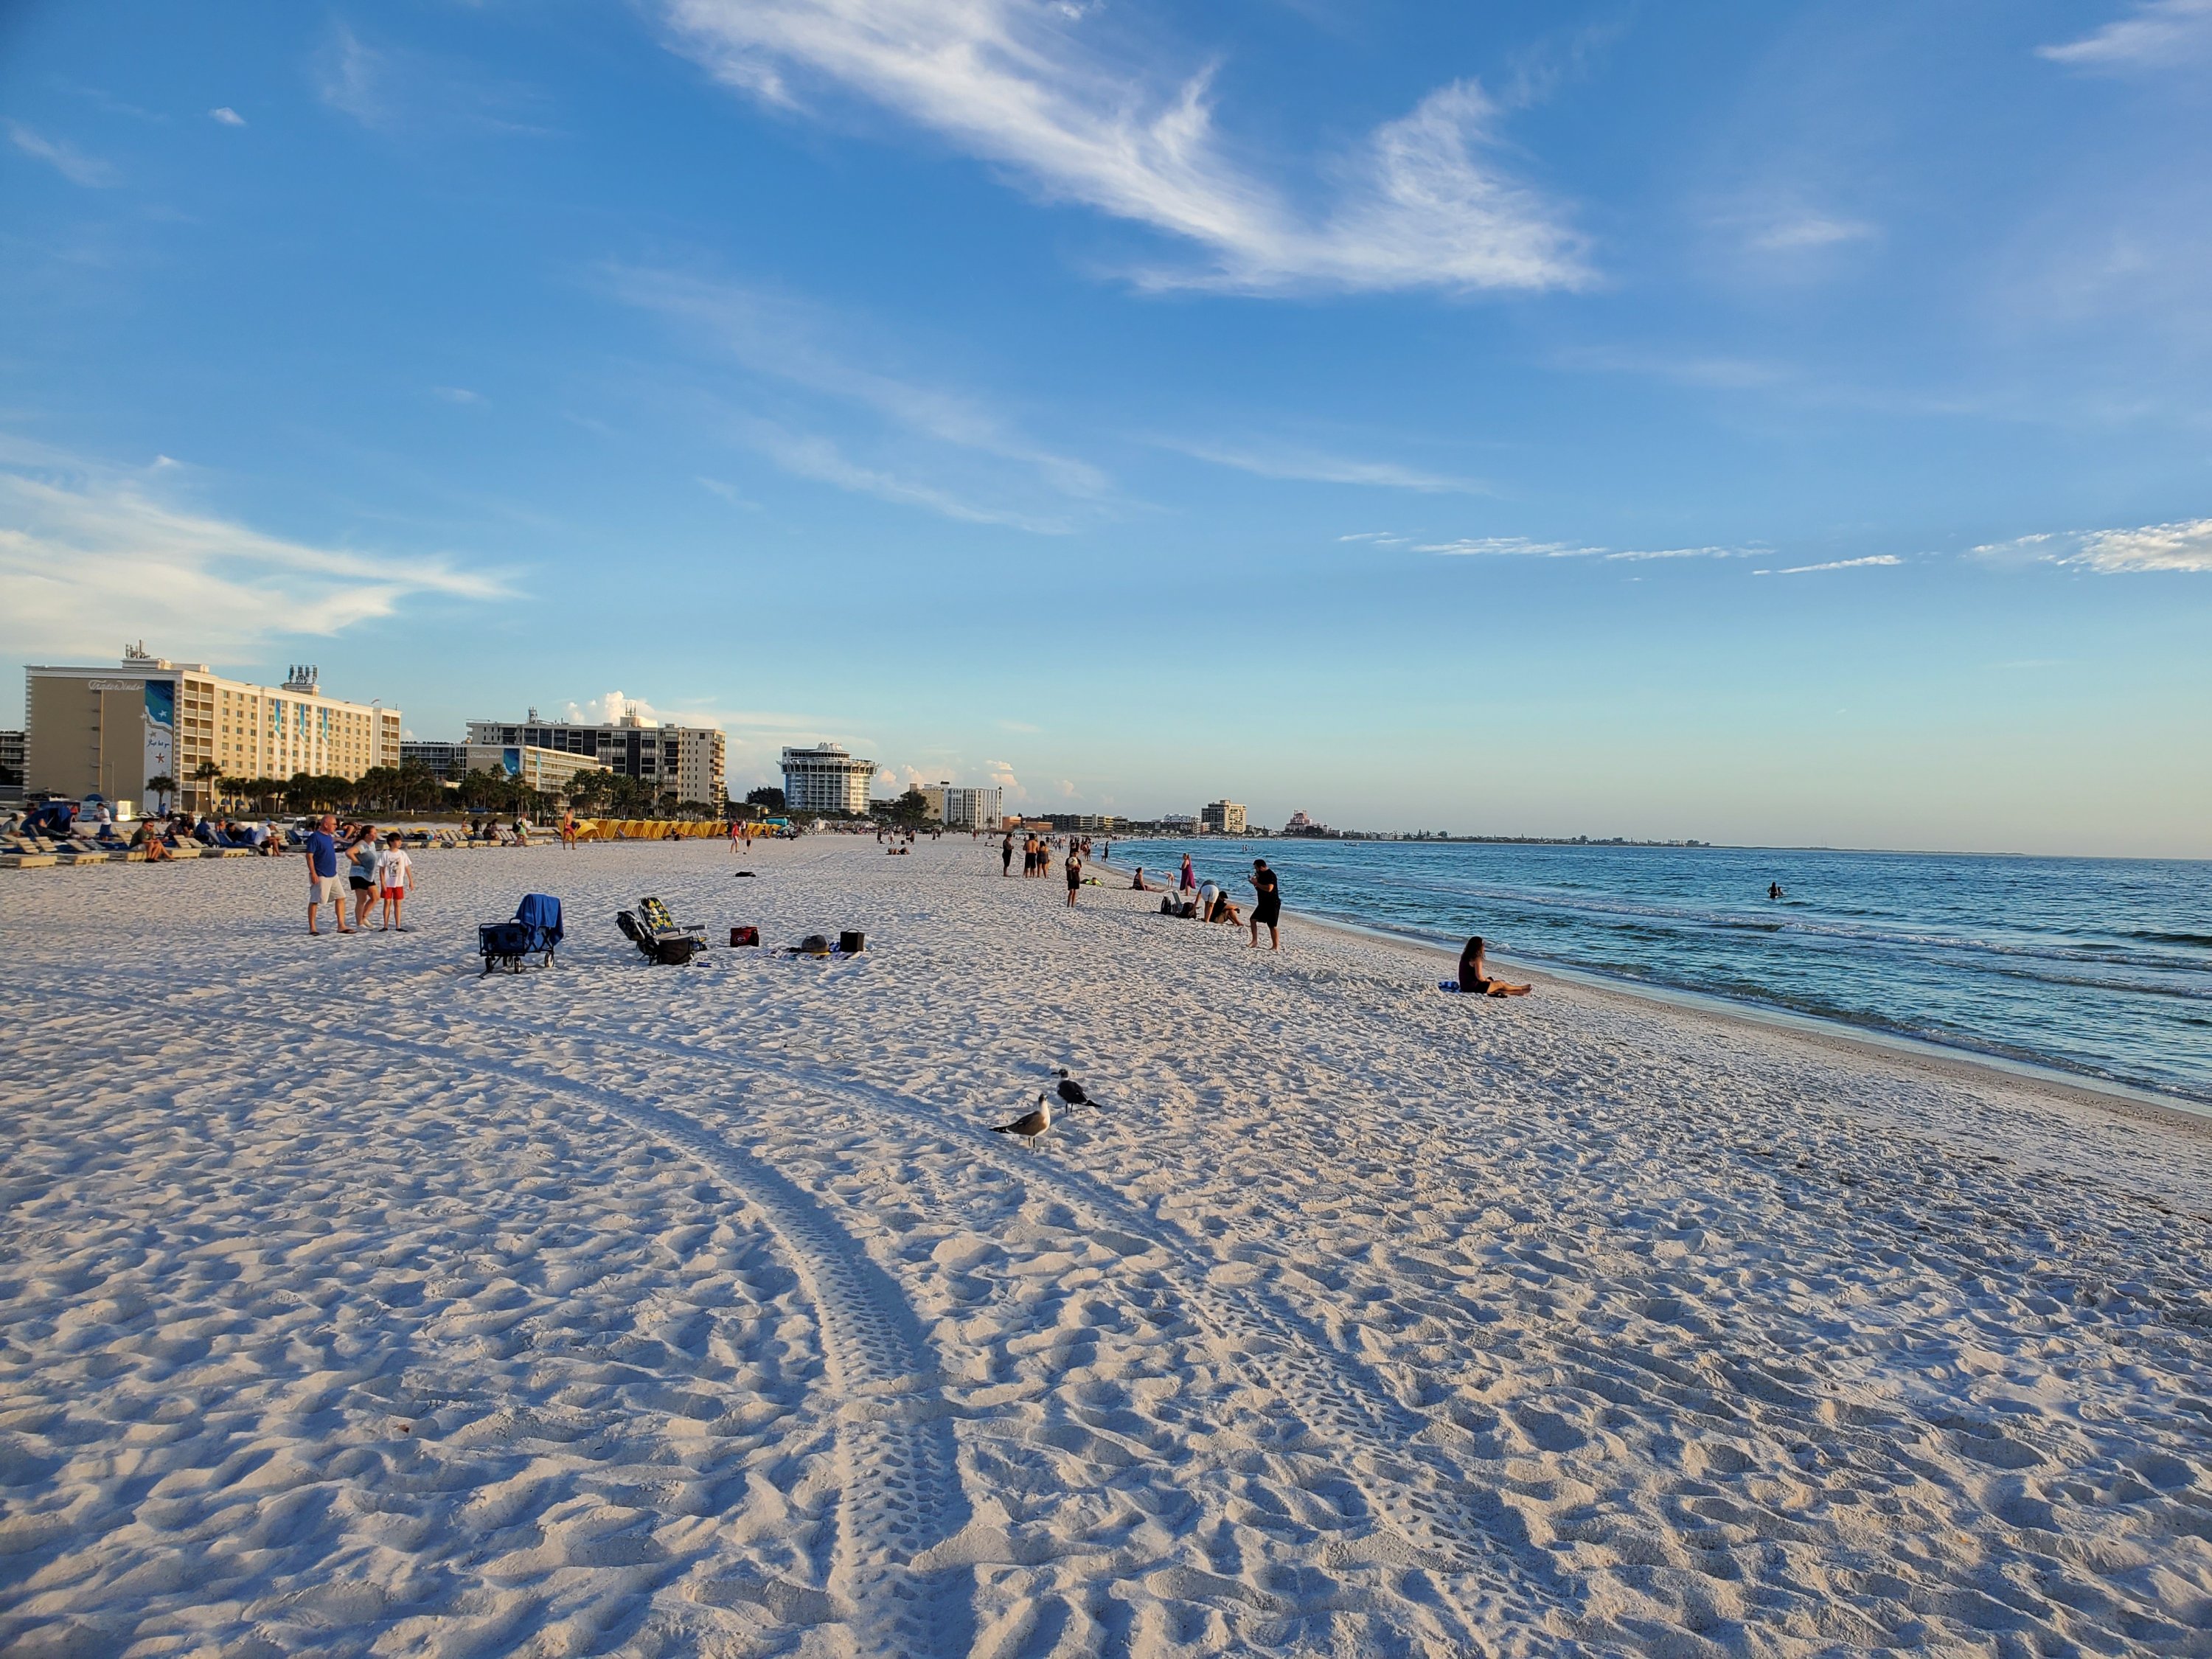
2, 835, 2208, 1658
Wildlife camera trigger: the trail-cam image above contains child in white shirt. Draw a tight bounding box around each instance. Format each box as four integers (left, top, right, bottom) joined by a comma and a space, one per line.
377, 833, 414, 931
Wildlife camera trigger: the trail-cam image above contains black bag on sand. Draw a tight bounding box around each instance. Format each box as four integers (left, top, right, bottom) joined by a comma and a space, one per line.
839, 930, 865, 954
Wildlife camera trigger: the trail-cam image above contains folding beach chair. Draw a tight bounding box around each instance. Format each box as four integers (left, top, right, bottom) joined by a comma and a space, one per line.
616, 895, 707, 965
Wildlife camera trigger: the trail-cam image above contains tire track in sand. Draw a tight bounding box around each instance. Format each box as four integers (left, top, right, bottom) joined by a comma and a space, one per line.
403, 1011, 1580, 1644
24, 992, 974, 1659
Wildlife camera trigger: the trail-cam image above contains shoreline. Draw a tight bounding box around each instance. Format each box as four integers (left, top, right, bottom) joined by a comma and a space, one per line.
1093, 856, 2212, 1135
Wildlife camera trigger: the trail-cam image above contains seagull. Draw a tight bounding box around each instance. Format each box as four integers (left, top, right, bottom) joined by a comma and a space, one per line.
1051, 1068, 1091, 1107
991, 1096, 1055, 1150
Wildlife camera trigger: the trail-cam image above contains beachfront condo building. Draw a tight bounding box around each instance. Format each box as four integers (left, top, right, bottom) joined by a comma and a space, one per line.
24, 648, 400, 814
917, 781, 1004, 829
942, 785, 1003, 830
466, 709, 727, 807
464, 742, 601, 797
782, 742, 879, 815
1201, 799, 1248, 835
1044, 813, 1116, 833
400, 740, 468, 780
0, 728, 23, 786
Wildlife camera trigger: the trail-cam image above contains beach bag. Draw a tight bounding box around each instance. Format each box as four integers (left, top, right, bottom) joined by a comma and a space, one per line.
654, 936, 700, 965
839, 931, 865, 954
731, 925, 759, 947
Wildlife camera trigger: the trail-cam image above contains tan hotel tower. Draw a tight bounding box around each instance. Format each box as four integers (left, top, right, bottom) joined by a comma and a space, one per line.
25, 644, 400, 813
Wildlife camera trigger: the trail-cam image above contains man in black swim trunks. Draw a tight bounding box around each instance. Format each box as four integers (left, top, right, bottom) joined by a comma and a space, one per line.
1247, 858, 1281, 950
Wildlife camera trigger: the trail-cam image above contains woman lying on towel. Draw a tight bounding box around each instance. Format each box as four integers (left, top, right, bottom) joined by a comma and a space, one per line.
1454, 936, 1531, 997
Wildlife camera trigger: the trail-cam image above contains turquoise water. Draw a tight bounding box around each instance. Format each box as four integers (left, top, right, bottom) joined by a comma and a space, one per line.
1107, 838, 2212, 1107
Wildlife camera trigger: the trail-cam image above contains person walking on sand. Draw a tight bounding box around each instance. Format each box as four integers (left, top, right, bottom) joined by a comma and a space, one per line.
1065, 844, 1083, 905
377, 832, 414, 931
563, 810, 579, 851
1247, 858, 1281, 950
1001, 830, 1015, 877
304, 812, 352, 935
1456, 936, 1531, 997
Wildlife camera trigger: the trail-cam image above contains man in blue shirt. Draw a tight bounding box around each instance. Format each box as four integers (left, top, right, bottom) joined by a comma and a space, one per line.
303, 811, 352, 935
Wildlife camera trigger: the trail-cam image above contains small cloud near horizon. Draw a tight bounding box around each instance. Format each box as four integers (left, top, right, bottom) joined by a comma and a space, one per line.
1972, 518, 2212, 574
1755, 554, 1905, 576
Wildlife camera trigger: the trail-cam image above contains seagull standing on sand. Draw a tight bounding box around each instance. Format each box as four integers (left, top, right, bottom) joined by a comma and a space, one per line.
992, 1096, 1056, 1150
1052, 1068, 1091, 1107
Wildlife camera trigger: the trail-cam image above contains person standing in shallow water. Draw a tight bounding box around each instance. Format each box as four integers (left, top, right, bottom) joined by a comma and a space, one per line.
1247, 858, 1281, 950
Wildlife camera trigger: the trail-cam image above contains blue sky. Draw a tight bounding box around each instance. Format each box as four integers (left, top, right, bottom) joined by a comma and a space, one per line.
2, 0, 2207, 855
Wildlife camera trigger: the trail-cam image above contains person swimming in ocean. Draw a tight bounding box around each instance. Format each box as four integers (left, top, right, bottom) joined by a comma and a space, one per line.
1456, 936, 1531, 997
1769, 882, 1784, 900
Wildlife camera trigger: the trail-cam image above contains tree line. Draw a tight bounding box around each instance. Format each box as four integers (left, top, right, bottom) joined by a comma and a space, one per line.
184, 759, 725, 821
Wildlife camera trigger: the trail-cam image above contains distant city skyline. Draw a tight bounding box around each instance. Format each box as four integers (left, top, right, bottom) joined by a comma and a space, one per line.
2, 1, 2207, 857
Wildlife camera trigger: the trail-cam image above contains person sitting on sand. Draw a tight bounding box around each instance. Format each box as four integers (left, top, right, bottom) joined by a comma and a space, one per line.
1131, 866, 1153, 891
1457, 936, 1531, 997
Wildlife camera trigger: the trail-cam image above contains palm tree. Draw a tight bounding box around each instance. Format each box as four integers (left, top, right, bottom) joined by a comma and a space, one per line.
190, 758, 222, 810
145, 773, 177, 814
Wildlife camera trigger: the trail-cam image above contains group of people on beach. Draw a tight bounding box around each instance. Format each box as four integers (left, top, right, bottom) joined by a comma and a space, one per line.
1129, 851, 1281, 949
302, 812, 414, 935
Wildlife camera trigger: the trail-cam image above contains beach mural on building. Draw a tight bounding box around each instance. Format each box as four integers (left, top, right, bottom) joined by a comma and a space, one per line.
142, 678, 174, 790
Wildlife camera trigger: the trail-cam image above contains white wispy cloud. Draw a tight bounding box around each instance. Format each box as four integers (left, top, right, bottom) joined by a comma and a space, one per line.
2040, 0, 2212, 68
1756, 554, 1904, 576
7, 122, 118, 188
431, 386, 484, 405
656, 0, 1588, 294
611, 265, 1106, 499
315, 21, 553, 136
1746, 215, 1878, 253
1160, 439, 1485, 494
696, 476, 759, 509
209, 107, 247, 128
734, 416, 1071, 531
0, 442, 511, 660
1551, 344, 1786, 391
609, 265, 1105, 529
1973, 518, 2212, 573
1414, 536, 1761, 563
1420, 535, 1603, 558
316, 24, 386, 125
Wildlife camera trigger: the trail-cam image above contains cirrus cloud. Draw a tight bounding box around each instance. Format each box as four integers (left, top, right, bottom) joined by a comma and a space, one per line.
0, 440, 511, 661
657, 0, 1588, 295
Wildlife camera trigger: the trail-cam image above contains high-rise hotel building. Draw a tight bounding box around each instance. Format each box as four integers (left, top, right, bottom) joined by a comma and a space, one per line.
24, 647, 400, 813
780, 743, 879, 815
465, 709, 726, 806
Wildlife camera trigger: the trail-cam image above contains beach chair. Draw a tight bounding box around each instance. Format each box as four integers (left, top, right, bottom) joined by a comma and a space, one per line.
479, 892, 563, 975
616, 895, 706, 965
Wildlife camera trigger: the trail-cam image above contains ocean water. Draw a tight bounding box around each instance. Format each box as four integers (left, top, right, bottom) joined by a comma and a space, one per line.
1107, 838, 2212, 1107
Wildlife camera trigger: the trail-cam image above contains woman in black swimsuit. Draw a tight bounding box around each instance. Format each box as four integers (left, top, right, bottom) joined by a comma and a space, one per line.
1458, 936, 1531, 997
1247, 859, 1281, 950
